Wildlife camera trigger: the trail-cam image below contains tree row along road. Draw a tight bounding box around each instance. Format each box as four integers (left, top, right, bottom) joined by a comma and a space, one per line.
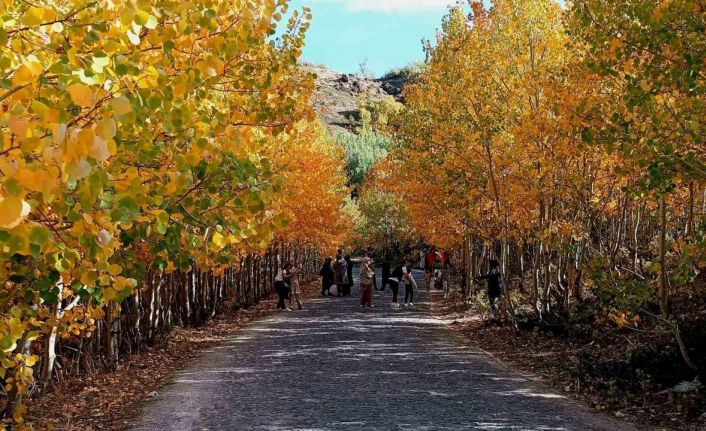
127, 269, 634, 431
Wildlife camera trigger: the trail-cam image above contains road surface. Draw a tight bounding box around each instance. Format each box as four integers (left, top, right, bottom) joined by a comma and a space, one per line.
128, 269, 634, 431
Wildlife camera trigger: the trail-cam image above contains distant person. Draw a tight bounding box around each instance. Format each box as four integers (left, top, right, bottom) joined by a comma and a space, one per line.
344, 255, 354, 297
367, 246, 379, 290
388, 263, 404, 306
320, 257, 334, 296
275, 263, 293, 311
360, 253, 375, 308
403, 262, 417, 307
333, 250, 348, 297
475, 259, 504, 311
425, 247, 436, 289
289, 264, 303, 310
440, 249, 449, 269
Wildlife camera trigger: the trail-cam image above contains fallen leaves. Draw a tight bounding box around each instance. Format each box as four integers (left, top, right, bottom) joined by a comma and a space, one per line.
431, 293, 706, 431
26, 283, 320, 430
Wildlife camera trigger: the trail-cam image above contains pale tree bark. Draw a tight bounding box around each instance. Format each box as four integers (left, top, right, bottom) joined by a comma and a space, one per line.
658, 194, 698, 371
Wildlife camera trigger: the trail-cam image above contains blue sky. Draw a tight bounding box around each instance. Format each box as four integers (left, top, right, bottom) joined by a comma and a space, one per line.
287, 0, 466, 77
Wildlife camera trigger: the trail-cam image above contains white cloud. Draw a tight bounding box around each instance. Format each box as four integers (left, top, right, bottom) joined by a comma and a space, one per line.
309, 0, 458, 14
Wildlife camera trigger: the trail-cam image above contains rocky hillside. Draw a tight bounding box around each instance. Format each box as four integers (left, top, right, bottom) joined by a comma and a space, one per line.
304, 64, 405, 135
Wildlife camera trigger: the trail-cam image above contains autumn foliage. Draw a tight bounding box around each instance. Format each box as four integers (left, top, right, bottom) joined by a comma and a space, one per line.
0, 0, 351, 425
274, 120, 353, 255
383, 0, 704, 371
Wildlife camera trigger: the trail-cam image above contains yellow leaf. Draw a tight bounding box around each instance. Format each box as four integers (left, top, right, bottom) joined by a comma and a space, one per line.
108, 264, 122, 276
77, 128, 95, 156
12, 60, 43, 87
20, 7, 44, 26
97, 229, 112, 247
212, 232, 226, 249
111, 96, 132, 115
15, 168, 56, 193
80, 270, 98, 285
90, 136, 110, 161
66, 159, 92, 180
8, 116, 29, 140
52, 124, 67, 145
103, 288, 117, 302
96, 118, 117, 140
173, 83, 187, 98
164, 261, 176, 274
0, 196, 30, 230
68, 84, 96, 107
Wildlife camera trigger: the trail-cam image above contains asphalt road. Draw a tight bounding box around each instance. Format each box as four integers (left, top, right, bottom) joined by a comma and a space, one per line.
127, 269, 635, 431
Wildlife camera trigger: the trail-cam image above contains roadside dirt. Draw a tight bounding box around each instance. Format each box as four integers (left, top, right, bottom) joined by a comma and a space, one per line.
431, 294, 706, 431
26, 283, 320, 431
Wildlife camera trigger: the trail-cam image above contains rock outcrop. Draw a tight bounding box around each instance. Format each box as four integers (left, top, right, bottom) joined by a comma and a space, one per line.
304, 64, 405, 135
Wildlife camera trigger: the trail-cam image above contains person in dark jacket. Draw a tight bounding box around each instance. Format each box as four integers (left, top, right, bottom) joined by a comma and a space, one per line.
333, 250, 348, 297
344, 255, 354, 297
388, 263, 404, 306
320, 258, 334, 296
475, 259, 504, 311
275, 263, 293, 310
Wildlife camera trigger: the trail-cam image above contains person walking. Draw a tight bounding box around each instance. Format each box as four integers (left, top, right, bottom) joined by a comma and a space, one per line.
275, 263, 292, 311
403, 262, 417, 307
475, 259, 504, 311
360, 253, 374, 308
320, 257, 334, 296
289, 264, 303, 310
344, 254, 354, 297
388, 263, 404, 307
424, 247, 436, 290
333, 250, 348, 297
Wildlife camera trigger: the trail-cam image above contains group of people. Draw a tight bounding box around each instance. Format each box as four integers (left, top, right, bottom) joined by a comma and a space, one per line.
319, 249, 353, 297
360, 254, 420, 308
317, 249, 420, 309
314, 247, 505, 313
274, 263, 304, 311
379, 259, 419, 307
422, 247, 450, 291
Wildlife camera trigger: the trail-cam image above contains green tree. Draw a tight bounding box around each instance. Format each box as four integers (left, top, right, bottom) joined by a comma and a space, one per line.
337, 131, 391, 185
353, 187, 418, 260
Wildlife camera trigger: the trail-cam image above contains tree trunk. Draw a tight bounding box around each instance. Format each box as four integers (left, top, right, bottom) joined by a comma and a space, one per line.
686, 181, 694, 240
40, 281, 64, 389
658, 195, 669, 316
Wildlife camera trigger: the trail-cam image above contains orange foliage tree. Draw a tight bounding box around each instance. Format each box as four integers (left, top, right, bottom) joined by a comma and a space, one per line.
0, 0, 353, 425
382, 0, 702, 370
274, 120, 354, 256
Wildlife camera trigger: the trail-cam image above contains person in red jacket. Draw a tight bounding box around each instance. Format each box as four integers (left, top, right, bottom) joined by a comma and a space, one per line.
424, 247, 436, 289
440, 249, 449, 269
